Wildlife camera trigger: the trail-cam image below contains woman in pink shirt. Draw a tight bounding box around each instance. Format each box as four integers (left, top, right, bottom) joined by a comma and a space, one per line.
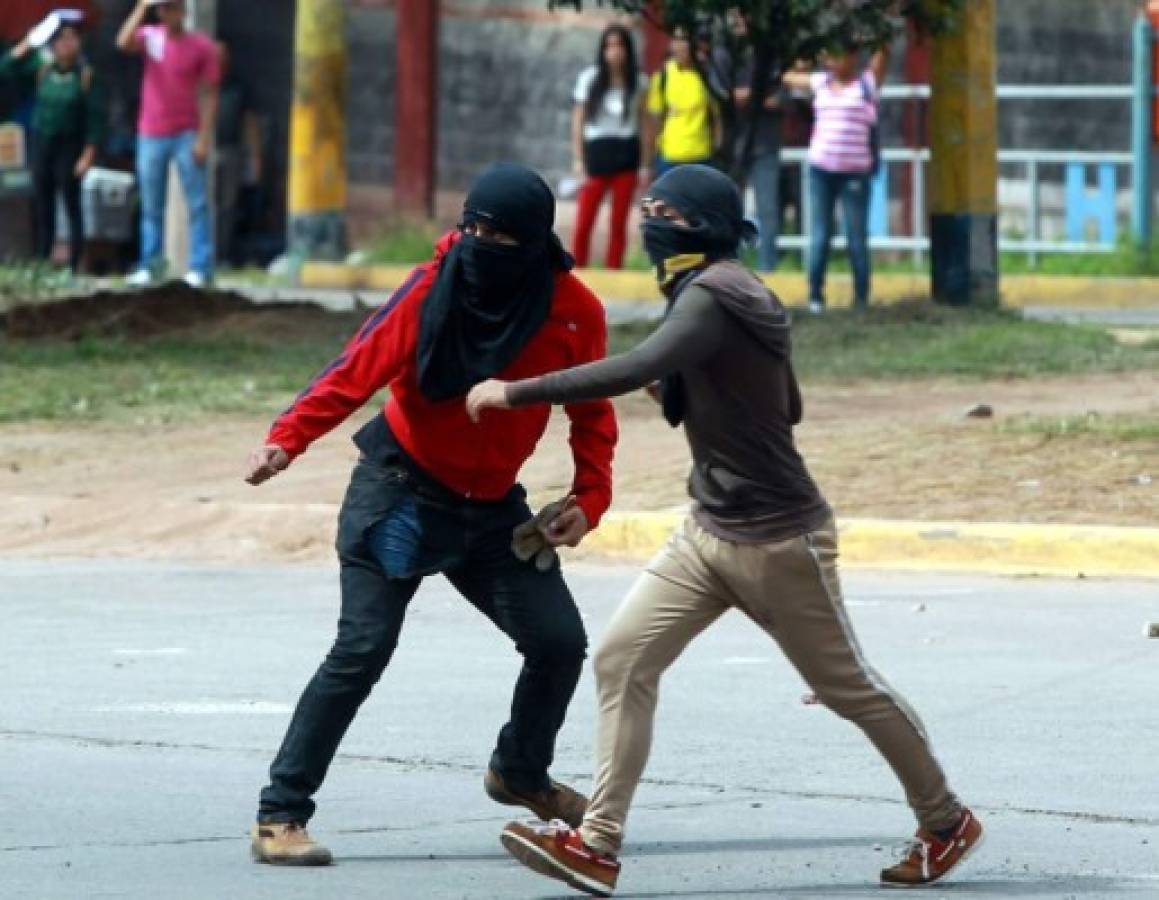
116, 0, 221, 288
785, 42, 889, 314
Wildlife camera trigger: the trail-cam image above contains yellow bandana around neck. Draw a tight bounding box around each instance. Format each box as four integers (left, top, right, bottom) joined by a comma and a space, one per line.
657, 252, 708, 287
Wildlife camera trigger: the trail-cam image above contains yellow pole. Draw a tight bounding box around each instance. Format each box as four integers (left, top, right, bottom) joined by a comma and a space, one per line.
929, 0, 998, 306
287, 0, 348, 260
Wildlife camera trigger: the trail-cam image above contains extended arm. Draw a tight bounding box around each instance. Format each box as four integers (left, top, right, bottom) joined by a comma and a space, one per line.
262, 267, 429, 465
509, 284, 728, 407
780, 67, 814, 93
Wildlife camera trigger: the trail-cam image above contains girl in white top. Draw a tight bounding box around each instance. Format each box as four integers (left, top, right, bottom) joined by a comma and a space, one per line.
784, 43, 890, 313
571, 24, 650, 269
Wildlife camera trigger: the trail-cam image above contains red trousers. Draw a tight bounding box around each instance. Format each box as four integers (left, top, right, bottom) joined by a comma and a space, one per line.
572, 169, 638, 269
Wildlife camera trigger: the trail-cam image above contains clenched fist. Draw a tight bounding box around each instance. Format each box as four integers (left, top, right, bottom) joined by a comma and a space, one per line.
245, 445, 289, 486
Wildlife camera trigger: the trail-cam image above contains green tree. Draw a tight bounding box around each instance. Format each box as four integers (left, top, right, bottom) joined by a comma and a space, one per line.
550, 0, 961, 177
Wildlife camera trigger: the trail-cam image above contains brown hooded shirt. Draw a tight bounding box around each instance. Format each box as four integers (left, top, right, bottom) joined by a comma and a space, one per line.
507, 260, 831, 543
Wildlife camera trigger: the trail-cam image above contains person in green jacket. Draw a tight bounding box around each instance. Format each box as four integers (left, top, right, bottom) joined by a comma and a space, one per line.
0, 12, 105, 272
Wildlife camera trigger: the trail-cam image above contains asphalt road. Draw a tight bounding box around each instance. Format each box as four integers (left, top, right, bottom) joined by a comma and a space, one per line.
1, 560, 1156, 899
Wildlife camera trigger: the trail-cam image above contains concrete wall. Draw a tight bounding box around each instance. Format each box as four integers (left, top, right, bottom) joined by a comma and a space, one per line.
343, 1, 1143, 233
344, 2, 610, 218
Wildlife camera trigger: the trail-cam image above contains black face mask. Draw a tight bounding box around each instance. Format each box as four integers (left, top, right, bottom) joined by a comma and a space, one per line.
641, 218, 712, 290
642, 164, 756, 290
416, 162, 572, 403
458, 234, 534, 306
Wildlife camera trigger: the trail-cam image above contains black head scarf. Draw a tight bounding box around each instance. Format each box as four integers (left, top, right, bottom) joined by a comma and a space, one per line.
417, 162, 573, 402
641, 163, 757, 291
641, 164, 757, 427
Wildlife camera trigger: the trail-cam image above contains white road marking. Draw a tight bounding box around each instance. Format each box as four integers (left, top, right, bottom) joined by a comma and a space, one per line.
90, 701, 292, 715
112, 648, 188, 656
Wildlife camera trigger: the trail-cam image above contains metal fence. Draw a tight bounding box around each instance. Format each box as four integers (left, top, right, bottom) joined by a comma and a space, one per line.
773, 83, 1143, 265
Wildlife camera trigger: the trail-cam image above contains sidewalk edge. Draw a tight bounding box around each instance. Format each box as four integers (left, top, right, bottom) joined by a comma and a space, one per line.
583, 513, 1159, 578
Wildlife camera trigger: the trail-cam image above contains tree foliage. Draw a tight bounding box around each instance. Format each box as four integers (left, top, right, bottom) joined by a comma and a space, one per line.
549, 1, 961, 61
550, 0, 962, 177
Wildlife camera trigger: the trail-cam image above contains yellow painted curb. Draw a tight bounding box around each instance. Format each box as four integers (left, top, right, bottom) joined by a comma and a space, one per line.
300, 261, 410, 291
300, 262, 1159, 310
583, 512, 1159, 578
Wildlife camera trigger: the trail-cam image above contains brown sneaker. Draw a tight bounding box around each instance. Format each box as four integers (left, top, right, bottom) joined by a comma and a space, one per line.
501, 819, 620, 897
484, 768, 588, 828
880, 808, 984, 887
250, 822, 333, 866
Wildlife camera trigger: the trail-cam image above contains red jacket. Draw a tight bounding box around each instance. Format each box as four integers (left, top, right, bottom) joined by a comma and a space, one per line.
268, 233, 618, 528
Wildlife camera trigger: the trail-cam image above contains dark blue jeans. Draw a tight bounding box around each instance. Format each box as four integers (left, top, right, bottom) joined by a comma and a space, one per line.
808, 164, 871, 307
257, 458, 588, 824
747, 151, 781, 273
136, 131, 214, 278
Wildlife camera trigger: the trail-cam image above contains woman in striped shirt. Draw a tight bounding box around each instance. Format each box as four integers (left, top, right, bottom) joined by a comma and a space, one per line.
785, 43, 889, 314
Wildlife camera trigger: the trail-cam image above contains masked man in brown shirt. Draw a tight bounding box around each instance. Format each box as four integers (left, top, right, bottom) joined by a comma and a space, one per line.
468, 164, 983, 897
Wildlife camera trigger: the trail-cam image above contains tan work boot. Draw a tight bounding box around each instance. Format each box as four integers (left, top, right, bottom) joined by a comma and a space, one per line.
484, 768, 589, 828
250, 822, 333, 866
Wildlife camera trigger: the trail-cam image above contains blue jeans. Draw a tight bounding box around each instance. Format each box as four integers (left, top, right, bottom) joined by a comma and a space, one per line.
136, 131, 214, 277
747, 151, 781, 272
808, 165, 871, 307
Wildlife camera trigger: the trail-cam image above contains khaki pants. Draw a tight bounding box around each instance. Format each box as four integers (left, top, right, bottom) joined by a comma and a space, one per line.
579, 516, 962, 855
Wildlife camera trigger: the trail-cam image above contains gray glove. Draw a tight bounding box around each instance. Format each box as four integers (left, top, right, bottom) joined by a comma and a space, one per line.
511, 496, 575, 573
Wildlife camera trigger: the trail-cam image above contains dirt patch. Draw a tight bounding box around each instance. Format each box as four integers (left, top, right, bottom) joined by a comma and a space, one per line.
0, 283, 357, 342
0, 373, 1154, 564
1, 291, 1155, 561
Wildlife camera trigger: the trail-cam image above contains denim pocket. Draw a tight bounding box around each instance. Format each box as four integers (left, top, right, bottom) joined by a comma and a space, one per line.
366, 490, 464, 579
335, 461, 409, 559
339, 459, 463, 579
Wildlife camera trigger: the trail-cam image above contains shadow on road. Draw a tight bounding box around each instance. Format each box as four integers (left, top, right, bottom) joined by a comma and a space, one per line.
595, 875, 1137, 898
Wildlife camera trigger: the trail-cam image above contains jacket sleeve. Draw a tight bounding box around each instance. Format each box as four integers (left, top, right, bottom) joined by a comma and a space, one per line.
0, 50, 40, 91
266, 266, 429, 461
562, 297, 618, 531
83, 69, 107, 147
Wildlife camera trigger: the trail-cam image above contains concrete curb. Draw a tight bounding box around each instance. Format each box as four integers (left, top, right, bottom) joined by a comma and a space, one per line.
583, 512, 1159, 579
301, 262, 1159, 310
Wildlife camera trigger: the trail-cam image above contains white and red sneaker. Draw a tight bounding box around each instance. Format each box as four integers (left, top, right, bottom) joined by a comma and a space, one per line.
501, 819, 620, 897
880, 808, 985, 887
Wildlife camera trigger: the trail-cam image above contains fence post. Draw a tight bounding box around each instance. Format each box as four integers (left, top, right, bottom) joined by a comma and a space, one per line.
1132, 14, 1153, 246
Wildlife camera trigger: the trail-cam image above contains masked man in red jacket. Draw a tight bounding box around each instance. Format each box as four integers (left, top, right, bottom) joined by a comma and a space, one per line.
244, 163, 618, 866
